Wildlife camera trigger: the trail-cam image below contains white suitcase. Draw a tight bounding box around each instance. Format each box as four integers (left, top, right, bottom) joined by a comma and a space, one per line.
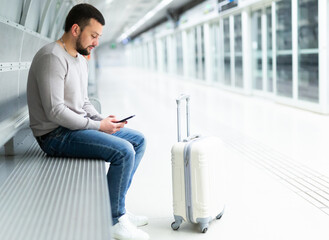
171, 95, 225, 233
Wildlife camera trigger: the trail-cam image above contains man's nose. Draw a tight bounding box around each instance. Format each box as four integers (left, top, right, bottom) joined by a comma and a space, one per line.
93, 38, 99, 46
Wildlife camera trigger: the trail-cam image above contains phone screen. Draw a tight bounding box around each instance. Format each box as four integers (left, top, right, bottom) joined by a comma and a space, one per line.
115, 115, 135, 123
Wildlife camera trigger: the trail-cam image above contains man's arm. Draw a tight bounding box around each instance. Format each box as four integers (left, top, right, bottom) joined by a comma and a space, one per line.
83, 99, 104, 121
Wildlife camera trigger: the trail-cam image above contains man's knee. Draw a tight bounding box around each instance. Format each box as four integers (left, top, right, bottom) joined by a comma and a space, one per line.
135, 131, 146, 151
122, 141, 136, 160
109, 140, 135, 165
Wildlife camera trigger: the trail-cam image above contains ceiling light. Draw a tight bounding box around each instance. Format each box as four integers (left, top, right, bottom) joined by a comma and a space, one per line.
117, 0, 173, 43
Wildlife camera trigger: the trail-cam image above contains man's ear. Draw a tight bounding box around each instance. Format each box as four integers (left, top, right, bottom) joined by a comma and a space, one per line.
71, 24, 80, 37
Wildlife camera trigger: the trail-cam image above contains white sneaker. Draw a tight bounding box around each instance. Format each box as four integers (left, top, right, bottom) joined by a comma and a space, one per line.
126, 211, 149, 227
112, 215, 149, 240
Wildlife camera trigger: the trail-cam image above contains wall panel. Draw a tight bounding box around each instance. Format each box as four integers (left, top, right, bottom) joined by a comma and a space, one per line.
0, 22, 23, 62
21, 32, 44, 62
0, 0, 24, 23
0, 71, 19, 122
18, 69, 29, 109
24, 0, 43, 32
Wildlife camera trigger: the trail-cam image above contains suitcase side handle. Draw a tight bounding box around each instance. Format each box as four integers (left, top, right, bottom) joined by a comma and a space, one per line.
176, 94, 190, 142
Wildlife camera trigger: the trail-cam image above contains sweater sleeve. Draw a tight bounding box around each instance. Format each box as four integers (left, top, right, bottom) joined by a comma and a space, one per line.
36, 54, 100, 130
83, 99, 104, 121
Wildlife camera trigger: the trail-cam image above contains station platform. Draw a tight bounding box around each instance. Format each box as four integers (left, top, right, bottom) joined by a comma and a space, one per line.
98, 66, 329, 240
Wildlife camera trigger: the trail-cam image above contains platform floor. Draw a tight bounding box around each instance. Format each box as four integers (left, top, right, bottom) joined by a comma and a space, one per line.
97, 66, 329, 240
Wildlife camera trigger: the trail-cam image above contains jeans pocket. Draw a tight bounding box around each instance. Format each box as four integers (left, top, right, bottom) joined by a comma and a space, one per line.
53, 126, 66, 138
37, 127, 65, 157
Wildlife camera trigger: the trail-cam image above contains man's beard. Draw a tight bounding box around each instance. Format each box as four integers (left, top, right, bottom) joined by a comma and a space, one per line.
76, 35, 93, 56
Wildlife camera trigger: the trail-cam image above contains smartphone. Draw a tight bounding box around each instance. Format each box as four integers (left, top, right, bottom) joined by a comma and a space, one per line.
115, 115, 135, 123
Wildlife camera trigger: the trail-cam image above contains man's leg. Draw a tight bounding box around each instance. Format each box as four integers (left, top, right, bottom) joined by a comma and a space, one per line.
112, 128, 146, 190
37, 126, 137, 224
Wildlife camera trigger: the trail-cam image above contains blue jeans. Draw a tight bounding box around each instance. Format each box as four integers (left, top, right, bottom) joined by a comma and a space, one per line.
36, 126, 146, 225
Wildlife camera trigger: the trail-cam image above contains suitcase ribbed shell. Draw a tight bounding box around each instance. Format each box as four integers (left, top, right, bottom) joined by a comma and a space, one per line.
171, 136, 225, 228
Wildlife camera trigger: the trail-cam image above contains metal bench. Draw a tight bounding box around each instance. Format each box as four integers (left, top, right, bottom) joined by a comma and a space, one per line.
0, 99, 112, 240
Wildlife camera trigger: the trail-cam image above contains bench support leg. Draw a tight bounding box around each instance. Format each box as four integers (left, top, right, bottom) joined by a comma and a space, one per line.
5, 138, 15, 156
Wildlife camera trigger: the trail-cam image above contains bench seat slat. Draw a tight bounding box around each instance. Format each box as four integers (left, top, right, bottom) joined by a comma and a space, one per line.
0, 142, 112, 240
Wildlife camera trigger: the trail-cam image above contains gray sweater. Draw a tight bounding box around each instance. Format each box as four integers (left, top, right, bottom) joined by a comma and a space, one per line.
27, 42, 102, 137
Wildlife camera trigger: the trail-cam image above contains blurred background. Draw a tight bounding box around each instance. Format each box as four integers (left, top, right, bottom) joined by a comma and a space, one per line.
1, 1, 329, 240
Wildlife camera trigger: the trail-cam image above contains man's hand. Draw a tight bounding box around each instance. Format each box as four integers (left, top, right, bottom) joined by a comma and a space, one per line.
99, 115, 126, 134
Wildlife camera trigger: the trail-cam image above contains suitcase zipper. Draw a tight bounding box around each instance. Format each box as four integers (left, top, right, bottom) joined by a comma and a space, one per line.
184, 141, 193, 223
183, 137, 202, 223
183, 142, 192, 223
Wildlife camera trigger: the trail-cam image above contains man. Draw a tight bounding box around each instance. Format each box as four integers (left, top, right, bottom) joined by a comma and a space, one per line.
27, 4, 149, 240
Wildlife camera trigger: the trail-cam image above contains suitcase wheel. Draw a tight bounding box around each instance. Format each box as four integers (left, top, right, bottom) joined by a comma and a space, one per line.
201, 227, 208, 233
171, 221, 181, 231
216, 212, 224, 220
199, 223, 209, 233
216, 208, 225, 220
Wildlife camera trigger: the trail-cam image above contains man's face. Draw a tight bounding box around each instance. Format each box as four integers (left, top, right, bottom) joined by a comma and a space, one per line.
76, 18, 103, 56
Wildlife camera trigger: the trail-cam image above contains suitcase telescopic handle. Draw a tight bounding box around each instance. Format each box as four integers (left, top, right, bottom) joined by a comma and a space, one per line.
176, 94, 190, 142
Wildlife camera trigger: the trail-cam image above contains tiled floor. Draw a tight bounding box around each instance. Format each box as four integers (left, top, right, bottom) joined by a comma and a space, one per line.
97, 66, 329, 240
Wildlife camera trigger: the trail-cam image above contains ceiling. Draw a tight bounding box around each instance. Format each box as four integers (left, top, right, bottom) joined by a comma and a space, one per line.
85, 0, 205, 44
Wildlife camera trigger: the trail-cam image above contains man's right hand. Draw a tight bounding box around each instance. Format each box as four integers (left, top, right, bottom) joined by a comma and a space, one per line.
99, 115, 126, 134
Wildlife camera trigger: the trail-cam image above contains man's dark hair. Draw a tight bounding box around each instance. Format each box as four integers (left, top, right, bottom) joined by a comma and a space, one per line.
64, 3, 105, 32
